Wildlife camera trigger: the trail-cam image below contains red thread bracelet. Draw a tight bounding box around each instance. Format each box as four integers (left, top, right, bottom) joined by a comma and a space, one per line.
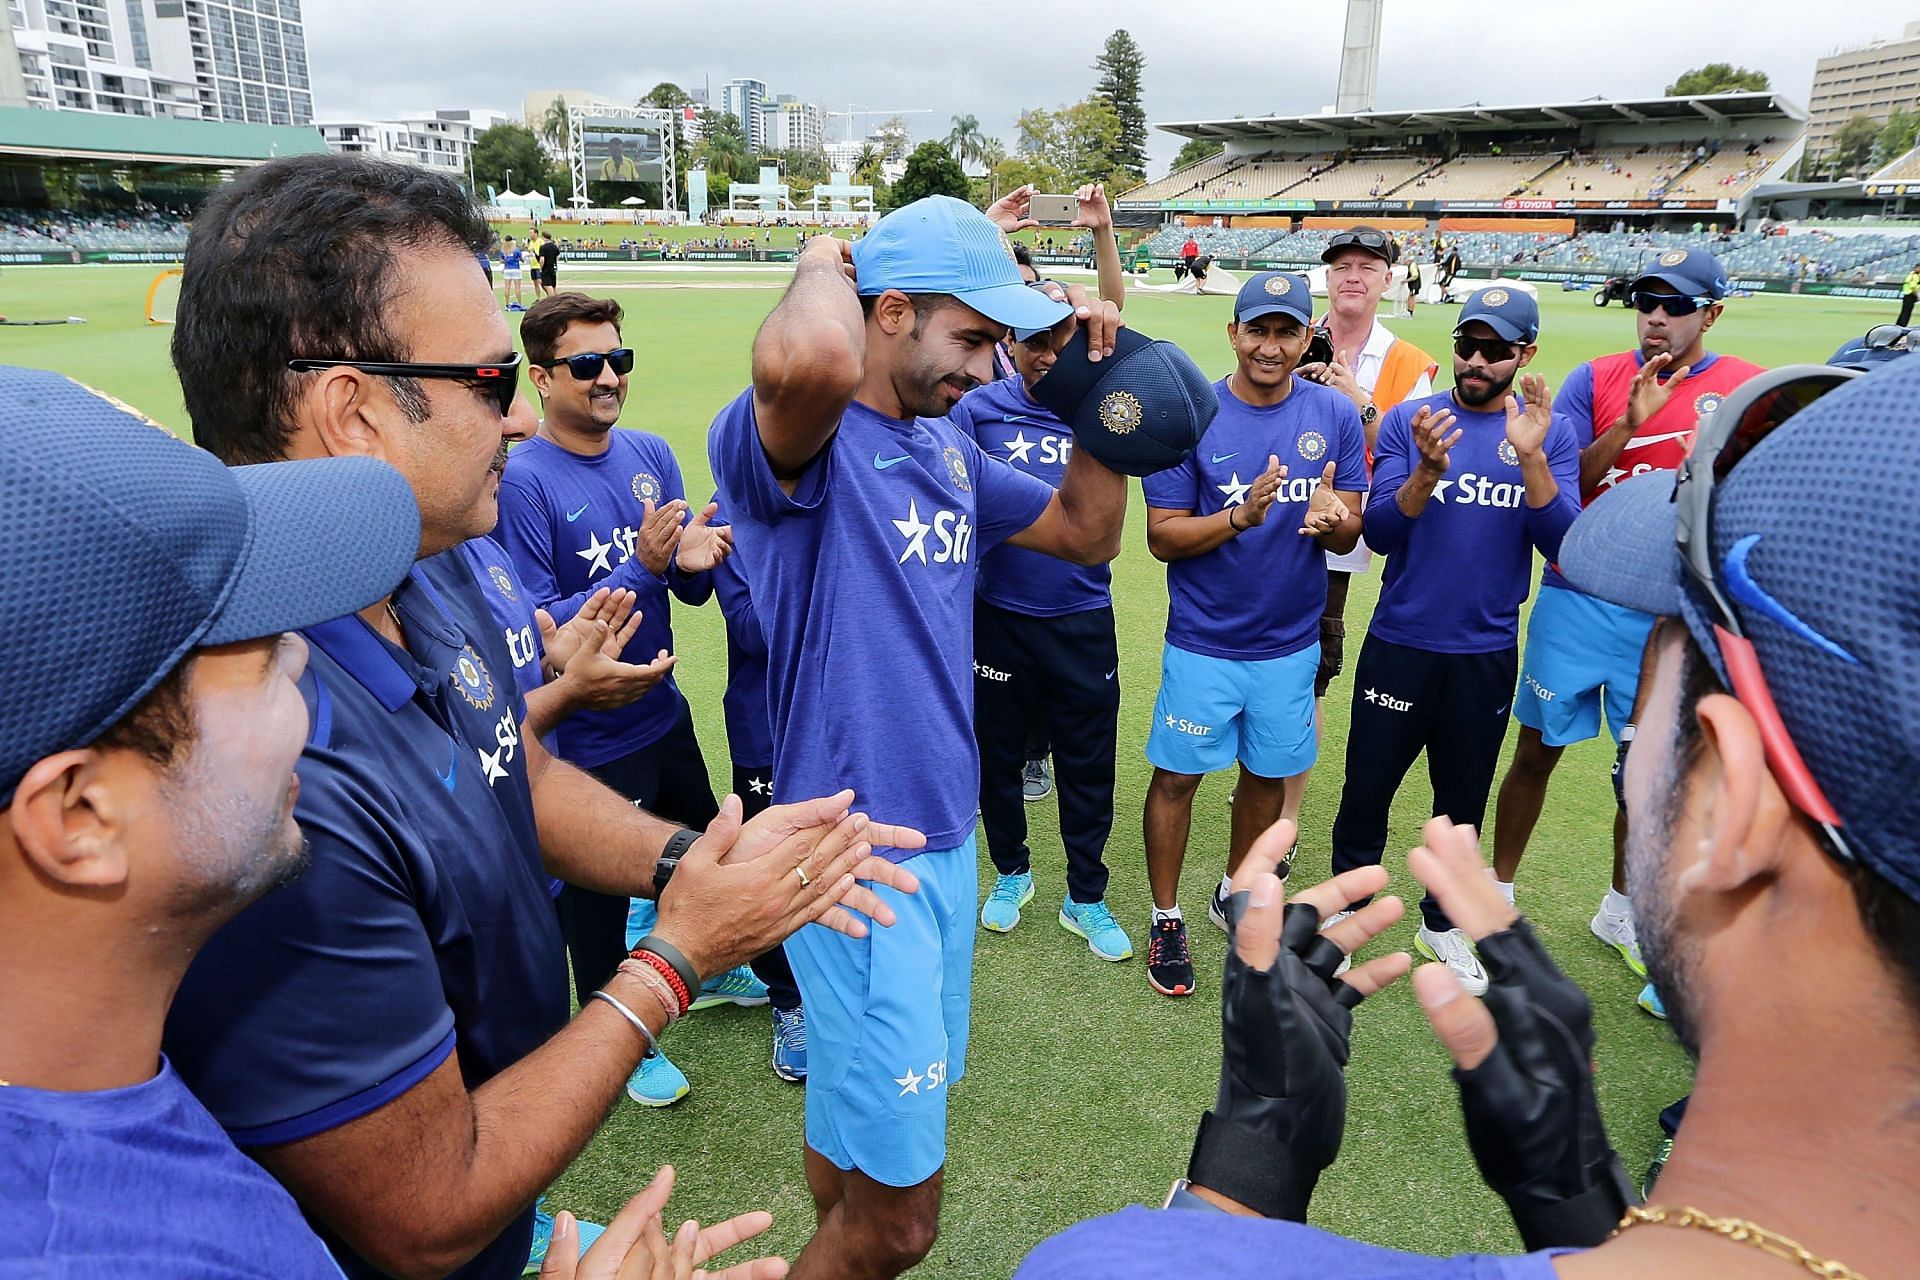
628, 947, 691, 1015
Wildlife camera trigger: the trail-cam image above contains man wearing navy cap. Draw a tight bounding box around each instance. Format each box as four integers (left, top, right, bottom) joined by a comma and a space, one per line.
0, 369, 417, 1276
1140, 271, 1365, 999
709, 192, 1128, 1280
1491, 246, 1763, 995
1326, 287, 1578, 994
162, 153, 917, 1280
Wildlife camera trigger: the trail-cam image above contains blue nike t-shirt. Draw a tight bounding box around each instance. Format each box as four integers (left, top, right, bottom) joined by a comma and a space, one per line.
1365, 390, 1581, 654
497, 430, 711, 768
0, 1060, 343, 1278
950, 375, 1111, 617
1016, 1206, 1567, 1280
708, 496, 773, 770
709, 390, 1053, 856
1142, 376, 1366, 661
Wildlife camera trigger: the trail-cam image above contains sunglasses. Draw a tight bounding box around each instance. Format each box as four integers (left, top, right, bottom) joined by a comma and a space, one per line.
540, 348, 635, 381
1452, 334, 1519, 363
287, 353, 523, 417
1862, 324, 1913, 351
1672, 364, 1864, 867
1327, 228, 1397, 263
1630, 290, 1718, 317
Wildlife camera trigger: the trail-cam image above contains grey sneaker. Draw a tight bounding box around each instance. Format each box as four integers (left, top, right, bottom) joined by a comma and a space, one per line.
1022, 757, 1053, 802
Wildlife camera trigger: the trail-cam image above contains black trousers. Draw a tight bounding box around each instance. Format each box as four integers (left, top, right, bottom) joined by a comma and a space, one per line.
558, 696, 720, 1005
973, 600, 1119, 903
1329, 634, 1518, 931
734, 763, 801, 1012
1900, 292, 1917, 327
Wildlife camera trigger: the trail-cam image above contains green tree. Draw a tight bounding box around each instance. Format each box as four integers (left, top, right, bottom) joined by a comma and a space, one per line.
1017, 97, 1129, 188
639, 82, 694, 111
1665, 63, 1770, 95
1829, 114, 1881, 176
1171, 137, 1224, 172
992, 154, 1066, 196
886, 140, 971, 210
875, 115, 912, 163
536, 95, 570, 150
853, 144, 884, 186
1878, 109, 1920, 166
945, 113, 988, 168
471, 122, 556, 195
1092, 29, 1148, 181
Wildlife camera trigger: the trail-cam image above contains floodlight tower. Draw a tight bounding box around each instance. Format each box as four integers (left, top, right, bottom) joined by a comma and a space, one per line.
1335, 0, 1383, 113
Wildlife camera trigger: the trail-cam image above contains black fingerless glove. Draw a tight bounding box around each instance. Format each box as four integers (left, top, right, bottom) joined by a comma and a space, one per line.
1454, 918, 1636, 1249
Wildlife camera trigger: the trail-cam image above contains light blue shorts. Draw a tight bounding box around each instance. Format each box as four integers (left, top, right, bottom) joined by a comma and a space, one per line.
1515, 585, 1656, 747
1145, 641, 1320, 779
783, 837, 976, 1187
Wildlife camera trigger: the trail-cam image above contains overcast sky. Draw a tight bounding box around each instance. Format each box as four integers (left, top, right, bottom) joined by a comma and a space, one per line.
307, 1, 1907, 170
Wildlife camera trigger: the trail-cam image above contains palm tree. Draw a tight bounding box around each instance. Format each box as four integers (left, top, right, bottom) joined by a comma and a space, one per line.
854, 144, 882, 184
538, 96, 570, 150
946, 113, 987, 167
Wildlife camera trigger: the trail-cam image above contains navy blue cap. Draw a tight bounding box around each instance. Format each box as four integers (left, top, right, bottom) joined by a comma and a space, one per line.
853, 195, 1072, 335
1828, 332, 1913, 370
1032, 325, 1218, 477
0, 367, 421, 805
1233, 272, 1313, 326
1631, 246, 1731, 302
1456, 285, 1540, 344
1560, 358, 1920, 902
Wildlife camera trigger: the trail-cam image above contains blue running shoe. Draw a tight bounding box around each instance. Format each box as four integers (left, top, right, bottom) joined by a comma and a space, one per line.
625, 897, 658, 951
771, 1006, 808, 1083
691, 965, 769, 1011
1059, 897, 1134, 961
625, 1051, 689, 1107
980, 870, 1034, 932
1638, 982, 1667, 1019
525, 1198, 606, 1273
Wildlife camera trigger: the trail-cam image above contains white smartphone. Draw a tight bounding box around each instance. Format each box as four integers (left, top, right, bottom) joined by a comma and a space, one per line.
1029, 194, 1079, 226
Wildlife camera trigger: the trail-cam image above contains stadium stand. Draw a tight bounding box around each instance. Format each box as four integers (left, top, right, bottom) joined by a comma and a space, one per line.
1403, 153, 1562, 200
1125, 151, 1242, 203
1666, 138, 1796, 198
1296, 157, 1432, 200
1222, 155, 1339, 198
1866, 145, 1920, 187
1, 207, 189, 252
1139, 225, 1285, 258
1519, 147, 1694, 201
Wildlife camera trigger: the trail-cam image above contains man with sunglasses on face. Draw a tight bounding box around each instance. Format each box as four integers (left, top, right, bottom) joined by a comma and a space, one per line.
161, 155, 920, 1280
1492, 248, 1763, 986
498, 291, 767, 1109
1327, 288, 1578, 994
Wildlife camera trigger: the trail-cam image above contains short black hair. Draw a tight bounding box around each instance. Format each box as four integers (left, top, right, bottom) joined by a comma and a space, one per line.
1012, 243, 1034, 268
94, 657, 197, 774
173, 153, 491, 464
521, 293, 624, 366
858, 291, 959, 338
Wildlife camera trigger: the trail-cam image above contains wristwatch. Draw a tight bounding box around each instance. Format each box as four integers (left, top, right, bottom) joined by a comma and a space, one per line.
1359, 401, 1379, 427
651, 827, 701, 898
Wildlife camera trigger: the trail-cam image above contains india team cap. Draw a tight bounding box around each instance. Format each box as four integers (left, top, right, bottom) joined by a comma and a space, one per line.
1559, 359, 1920, 903
0, 367, 420, 806
1631, 246, 1731, 302
853, 195, 1072, 336
1456, 286, 1540, 344
1233, 272, 1313, 326
1030, 324, 1218, 477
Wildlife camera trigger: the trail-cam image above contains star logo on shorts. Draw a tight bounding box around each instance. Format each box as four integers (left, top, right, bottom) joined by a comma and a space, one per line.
748, 776, 769, 795
894, 1066, 924, 1096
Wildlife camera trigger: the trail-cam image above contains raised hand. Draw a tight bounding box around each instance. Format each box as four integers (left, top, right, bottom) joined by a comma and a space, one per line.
1504, 374, 1555, 460
635, 497, 689, 577
675, 502, 733, 574
537, 1166, 788, 1280
1624, 352, 1692, 432
1056, 281, 1125, 362
1412, 404, 1462, 476
538, 587, 637, 678
1069, 182, 1113, 231
1298, 462, 1349, 537
800, 232, 856, 287
1235, 455, 1288, 528
984, 184, 1039, 234
1305, 348, 1365, 409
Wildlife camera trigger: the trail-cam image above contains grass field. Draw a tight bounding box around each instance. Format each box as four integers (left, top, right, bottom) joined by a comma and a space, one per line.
1, 264, 1891, 1276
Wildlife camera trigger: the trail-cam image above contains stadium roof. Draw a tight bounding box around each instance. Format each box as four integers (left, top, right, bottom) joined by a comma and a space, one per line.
1156, 92, 1806, 144
0, 106, 328, 167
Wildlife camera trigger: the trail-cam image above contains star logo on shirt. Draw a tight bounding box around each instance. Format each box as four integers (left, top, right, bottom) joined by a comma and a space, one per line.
1430, 478, 1453, 504
1163, 713, 1177, 728
893, 499, 933, 565
1004, 430, 1037, 464
1217, 473, 1251, 506
576, 529, 615, 575
1600, 466, 1627, 490
894, 1066, 925, 1096
477, 745, 509, 785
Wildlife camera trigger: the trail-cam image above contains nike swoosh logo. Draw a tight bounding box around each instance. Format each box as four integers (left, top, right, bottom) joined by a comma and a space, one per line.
874, 453, 912, 470
1103, 668, 1117, 680
1211, 452, 1238, 464
1494, 703, 1510, 716
1003, 414, 1038, 424
436, 742, 458, 793
1622, 430, 1692, 451
565, 503, 590, 522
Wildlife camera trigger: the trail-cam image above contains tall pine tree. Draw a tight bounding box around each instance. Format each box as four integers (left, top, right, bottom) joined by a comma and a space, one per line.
1093, 29, 1148, 183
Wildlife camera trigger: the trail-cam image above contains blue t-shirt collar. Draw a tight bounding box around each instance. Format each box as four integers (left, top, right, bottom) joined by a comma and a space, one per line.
302, 568, 464, 713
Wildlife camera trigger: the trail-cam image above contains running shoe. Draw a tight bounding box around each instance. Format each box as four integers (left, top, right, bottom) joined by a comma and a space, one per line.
1322, 907, 1355, 977
1059, 897, 1133, 961
1207, 879, 1233, 934
1415, 924, 1489, 996
691, 965, 769, 1011
525, 1198, 606, 1274
1147, 915, 1195, 997
1022, 757, 1053, 802
771, 1006, 808, 1083
980, 870, 1034, 932
1642, 1136, 1674, 1199
1637, 981, 1667, 1019
1591, 898, 1648, 977
625, 1051, 689, 1107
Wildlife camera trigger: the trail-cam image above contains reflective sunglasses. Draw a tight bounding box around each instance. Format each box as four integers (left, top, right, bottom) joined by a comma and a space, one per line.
287, 352, 523, 416
1861, 324, 1914, 351
1326, 228, 1398, 263
1672, 364, 1864, 866
540, 348, 635, 381
1630, 290, 1717, 317
1452, 334, 1520, 364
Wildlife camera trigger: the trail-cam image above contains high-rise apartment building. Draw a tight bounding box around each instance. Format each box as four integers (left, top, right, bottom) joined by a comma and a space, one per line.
757, 93, 822, 153
1807, 22, 1920, 160
721, 76, 766, 148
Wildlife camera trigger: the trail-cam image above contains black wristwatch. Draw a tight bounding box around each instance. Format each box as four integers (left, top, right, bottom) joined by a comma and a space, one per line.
1359, 401, 1379, 427
652, 827, 700, 898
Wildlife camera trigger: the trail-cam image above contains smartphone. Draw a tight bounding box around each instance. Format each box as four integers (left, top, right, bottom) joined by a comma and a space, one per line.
1029, 194, 1078, 226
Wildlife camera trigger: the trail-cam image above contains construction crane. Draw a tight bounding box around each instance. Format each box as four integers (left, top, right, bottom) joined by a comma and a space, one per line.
824, 105, 932, 143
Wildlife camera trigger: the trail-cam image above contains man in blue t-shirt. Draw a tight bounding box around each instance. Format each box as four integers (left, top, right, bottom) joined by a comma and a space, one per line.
952, 292, 1133, 964
163, 153, 918, 1280
0, 369, 419, 1279
1327, 287, 1579, 994
708, 194, 1128, 1280
1139, 271, 1366, 1000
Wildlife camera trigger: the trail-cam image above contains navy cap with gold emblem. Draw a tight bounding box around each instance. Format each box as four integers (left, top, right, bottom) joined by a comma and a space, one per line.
1031, 325, 1217, 477
1233, 271, 1313, 327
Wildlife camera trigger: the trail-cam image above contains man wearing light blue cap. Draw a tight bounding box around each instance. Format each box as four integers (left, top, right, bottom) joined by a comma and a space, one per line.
709, 194, 1130, 1279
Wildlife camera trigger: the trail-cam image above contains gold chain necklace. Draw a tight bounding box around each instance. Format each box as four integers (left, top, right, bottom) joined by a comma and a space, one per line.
1618, 1205, 1868, 1280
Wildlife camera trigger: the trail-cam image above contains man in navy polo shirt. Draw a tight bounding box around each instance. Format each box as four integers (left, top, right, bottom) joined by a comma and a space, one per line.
1140, 271, 1366, 1000
953, 287, 1133, 964
709, 194, 1128, 1280
162, 153, 918, 1280
1327, 288, 1579, 994
0, 371, 418, 1279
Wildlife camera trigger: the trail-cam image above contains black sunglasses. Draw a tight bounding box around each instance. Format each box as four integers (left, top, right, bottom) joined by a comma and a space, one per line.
1326, 228, 1397, 263
1452, 334, 1520, 363
540, 348, 635, 381
1672, 364, 1863, 867
1862, 324, 1914, 351
1630, 290, 1717, 317
287, 353, 523, 416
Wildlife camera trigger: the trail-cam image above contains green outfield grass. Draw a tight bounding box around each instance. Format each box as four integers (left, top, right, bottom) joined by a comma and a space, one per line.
1, 264, 1891, 1276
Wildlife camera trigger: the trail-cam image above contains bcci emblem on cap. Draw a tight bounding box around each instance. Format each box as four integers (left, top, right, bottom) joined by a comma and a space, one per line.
453, 645, 496, 711
1099, 390, 1143, 436
1297, 431, 1328, 462
1481, 288, 1510, 307
1660, 249, 1691, 267
944, 445, 972, 493
487, 564, 517, 602
631, 472, 662, 504
1264, 275, 1292, 296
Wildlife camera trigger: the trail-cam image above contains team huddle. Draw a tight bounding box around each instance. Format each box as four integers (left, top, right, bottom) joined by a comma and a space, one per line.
8, 150, 1920, 1280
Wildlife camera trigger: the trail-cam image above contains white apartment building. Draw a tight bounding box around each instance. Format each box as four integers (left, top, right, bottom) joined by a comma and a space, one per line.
721, 76, 766, 149
319, 109, 512, 180
1808, 22, 1920, 159
757, 93, 822, 153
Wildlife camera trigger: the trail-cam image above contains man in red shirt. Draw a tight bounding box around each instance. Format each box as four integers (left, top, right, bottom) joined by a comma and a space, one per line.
1181, 234, 1200, 280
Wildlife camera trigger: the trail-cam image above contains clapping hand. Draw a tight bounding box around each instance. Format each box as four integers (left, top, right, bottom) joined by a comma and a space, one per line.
675, 502, 733, 574
1624, 352, 1692, 432
1234, 455, 1287, 528
1411, 404, 1462, 476
1503, 374, 1555, 461
537, 1166, 788, 1280
540, 588, 640, 679
1298, 463, 1349, 537
635, 498, 689, 576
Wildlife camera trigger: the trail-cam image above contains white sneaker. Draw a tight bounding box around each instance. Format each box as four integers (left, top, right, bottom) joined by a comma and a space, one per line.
1590, 899, 1648, 978
1416, 925, 1489, 996
1321, 909, 1355, 977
